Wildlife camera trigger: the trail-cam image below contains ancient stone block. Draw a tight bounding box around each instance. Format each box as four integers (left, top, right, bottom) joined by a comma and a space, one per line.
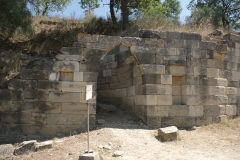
83, 72, 98, 82
98, 90, 115, 98
37, 80, 62, 91
169, 66, 185, 76
79, 61, 104, 72
1, 112, 31, 124
31, 113, 47, 125
188, 105, 203, 117
0, 135, 26, 144
49, 92, 85, 103
115, 88, 127, 97
73, 72, 83, 81
142, 64, 165, 74
194, 67, 207, 76
53, 61, 79, 72
0, 101, 12, 112
161, 117, 183, 128
37, 102, 62, 113
61, 82, 87, 92
48, 72, 59, 81
225, 105, 237, 115
127, 86, 135, 96
136, 84, 172, 95
56, 54, 82, 61
144, 38, 165, 47
158, 126, 178, 141
146, 116, 161, 129
226, 87, 237, 95
203, 78, 228, 86
0, 144, 14, 159
22, 125, 56, 136
47, 113, 87, 125
83, 49, 106, 61
161, 75, 172, 84
11, 101, 38, 112
61, 103, 89, 114
200, 41, 217, 50
157, 95, 172, 105
168, 105, 188, 116
145, 105, 168, 117
207, 68, 220, 78
8, 79, 37, 90
20, 69, 49, 80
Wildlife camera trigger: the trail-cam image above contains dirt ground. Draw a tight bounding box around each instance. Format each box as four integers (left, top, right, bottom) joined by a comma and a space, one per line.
5, 109, 240, 160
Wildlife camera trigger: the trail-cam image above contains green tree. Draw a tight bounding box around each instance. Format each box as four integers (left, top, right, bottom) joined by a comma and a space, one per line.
0, 0, 32, 41
79, 0, 182, 30
187, 0, 240, 29
28, 0, 72, 16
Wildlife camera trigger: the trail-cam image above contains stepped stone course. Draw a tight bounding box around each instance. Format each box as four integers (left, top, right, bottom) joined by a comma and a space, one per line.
1, 29, 240, 142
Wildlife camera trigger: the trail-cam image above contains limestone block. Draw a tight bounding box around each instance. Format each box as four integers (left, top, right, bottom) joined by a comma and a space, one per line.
48, 72, 59, 81
185, 76, 199, 85
24, 90, 48, 101
106, 62, 117, 69
145, 105, 168, 117
83, 72, 98, 82
53, 61, 79, 72
232, 71, 240, 80
186, 95, 228, 105
117, 71, 133, 82
31, 113, 47, 125
196, 117, 212, 126
104, 55, 115, 63
14, 140, 37, 155
37, 102, 62, 113
61, 82, 87, 92
130, 46, 158, 54
228, 95, 237, 104
8, 79, 37, 90
161, 75, 172, 84
237, 105, 240, 115
226, 87, 237, 95
82, 49, 106, 61
144, 38, 165, 47
98, 90, 115, 98
1, 112, 31, 124
200, 41, 217, 50
110, 80, 131, 89
228, 80, 239, 87
188, 105, 203, 117
194, 67, 207, 76
182, 117, 196, 128
169, 66, 185, 76
61, 103, 89, 114
225, 105, 237, 115
56, 54, 82, 61
0, 144, 15, 159
49, 92, 85, 103
77, 33, 99, 42
11, 101, 38, 112
118, 64, 133, 74
208, 86, 225, 95
158, 126, 178, 142
207, 68, 220, 78
79, 61, 103, 72
161, 117, 183, 128
98, 84, 109, 90
22, 124, 56, 136
133, 76, 143, 86
158, 48, 177, 56
38, 80, 62, 91
20, 69, 49, 80
172, 86, 181, 95
127, 86, 135, 96
172, 96, 182, 105
122, 37, 145, 46
218, 115, 228, 123
60, 47, 82, 55
137, 84, 172, 95
73, 72, 83, 81
133, 66, 142, 77
157, 95, 172, 105
203, 78, 228, 86
47, 113, 87, 125
0, 90, 23, 100
204, 105, 225, 116
225, 62, 237, 71
142, 64, 165, 74
142, 74, 161, 84
193, 49, 213, 58
125, 56, 135, 64
103, 69, 111, 77
59, 72, 73, 81
169, 105, 188, 116
135, 52, 156, 64
36, 140, 53, 151
115, 88, 127, 97
0, 101, 12, 111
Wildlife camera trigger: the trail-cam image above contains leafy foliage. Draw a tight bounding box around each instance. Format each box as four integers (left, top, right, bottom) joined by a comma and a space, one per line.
187, 0, 240, 29
0, 0, 32, 41
28, 0, 72, 16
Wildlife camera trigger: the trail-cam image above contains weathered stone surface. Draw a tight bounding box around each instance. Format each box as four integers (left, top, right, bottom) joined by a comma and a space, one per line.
53, 61, 79, 72
36, 140, 52, 151
113, 150, 124, 157
60, 47, 82, 55
37, 102, 62, 113
49, 92, 85, 103
0, 135, 26, 144
62, 81, 87, 92
169, 66, 186, 75
0, 144, 14, 159
74, 72, 83, 81
158, 126, 178, 141
20, 69, 49, 80
47, 113, 87, 125
79, 152, 100, 160
14, 140, 36, 155
83, 49, 106, 61
223, 33, 240, 43
145, 105, 168, 117
142, 64, 165, 74
8, 79, 37, 90
38, 80, 62, 91
56, 54, 82, 61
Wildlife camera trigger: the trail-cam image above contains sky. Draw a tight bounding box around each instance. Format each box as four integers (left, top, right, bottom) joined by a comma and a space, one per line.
51, 0, 191, 22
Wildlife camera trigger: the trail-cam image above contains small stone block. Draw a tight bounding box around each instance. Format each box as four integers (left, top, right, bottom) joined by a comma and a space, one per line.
218, 115, 228, 123
79, 152, 100, 160
158, 126, 178, 142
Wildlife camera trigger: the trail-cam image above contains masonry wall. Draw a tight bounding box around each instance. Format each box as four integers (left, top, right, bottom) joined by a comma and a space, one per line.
1, 30, 240, 143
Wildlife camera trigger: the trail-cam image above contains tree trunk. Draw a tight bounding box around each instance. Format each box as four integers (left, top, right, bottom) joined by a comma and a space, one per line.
121, 0, 129, 30
110, 0, 117, 24
42, 2, 49, 16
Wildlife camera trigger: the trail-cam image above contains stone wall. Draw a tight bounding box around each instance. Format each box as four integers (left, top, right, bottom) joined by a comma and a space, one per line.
1, 30, 240, 143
